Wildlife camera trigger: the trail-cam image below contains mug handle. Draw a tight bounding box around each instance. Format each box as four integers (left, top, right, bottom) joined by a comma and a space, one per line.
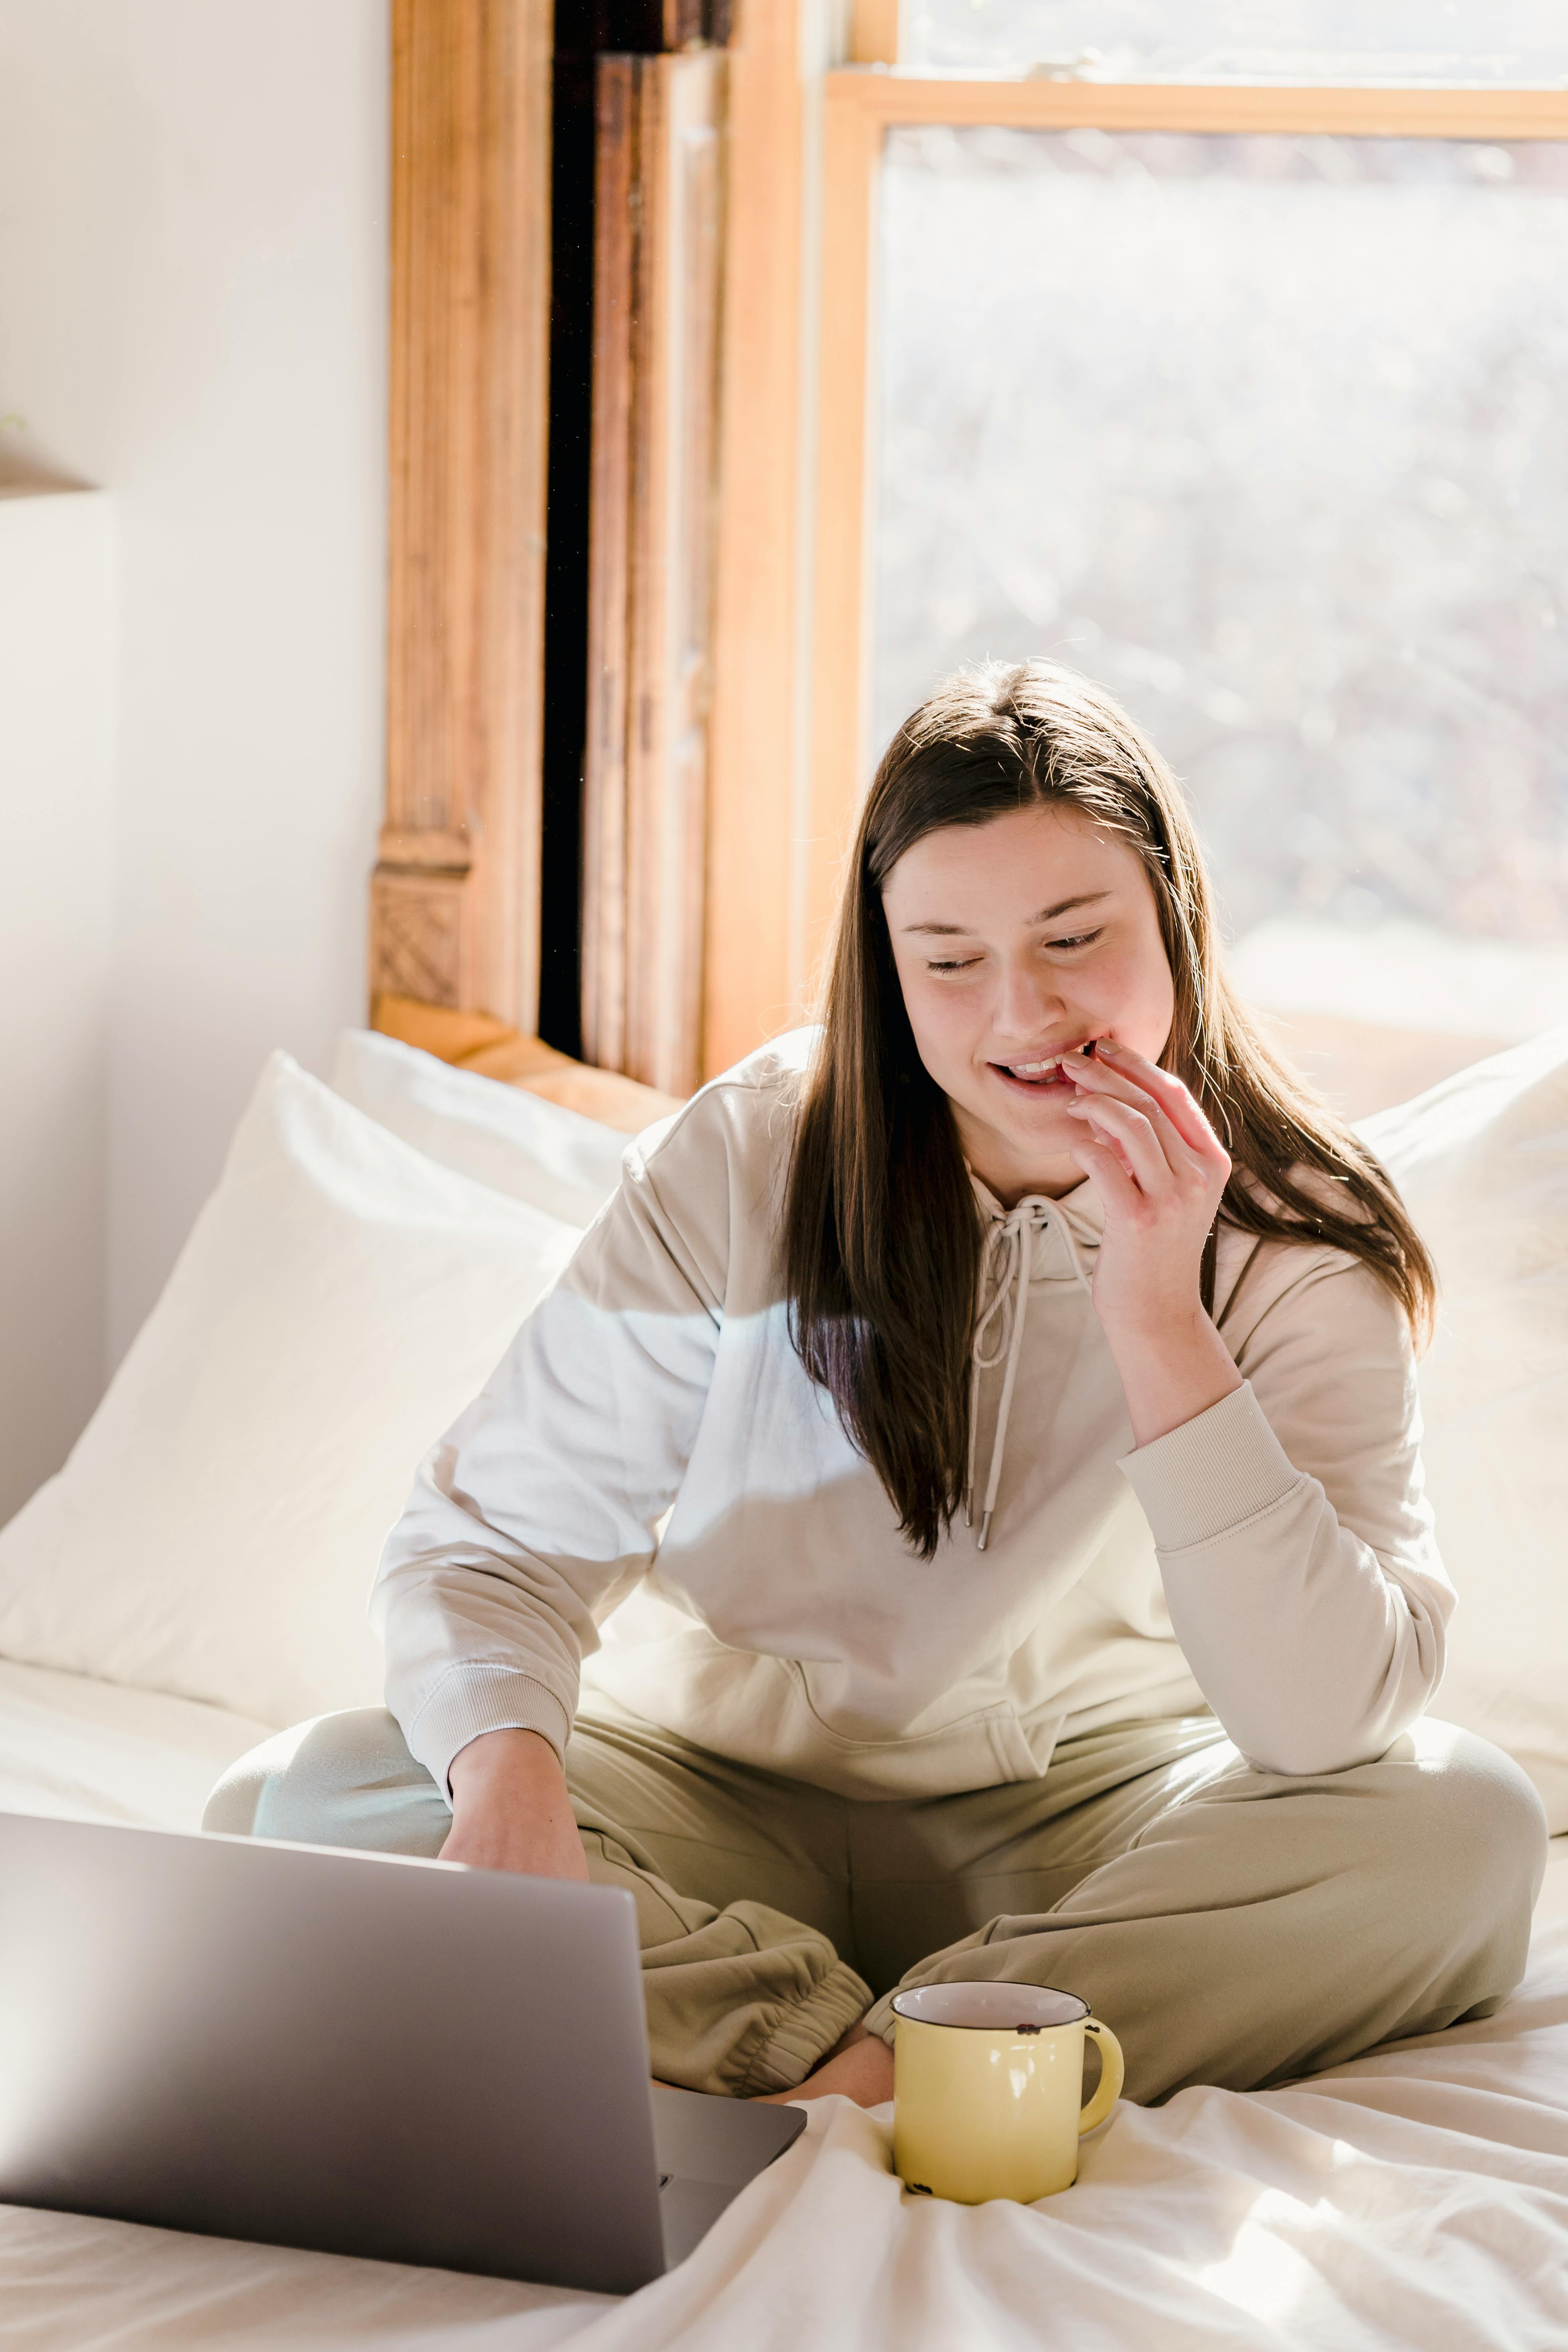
1078, 2019, 1125, 2135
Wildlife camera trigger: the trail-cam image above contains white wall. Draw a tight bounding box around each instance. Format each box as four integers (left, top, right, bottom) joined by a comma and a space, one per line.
0, 491, 116, 1524
0, 2, 389, 1462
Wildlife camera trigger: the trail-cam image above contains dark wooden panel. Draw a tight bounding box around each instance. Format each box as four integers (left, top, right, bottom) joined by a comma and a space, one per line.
374, 0, 553, 1027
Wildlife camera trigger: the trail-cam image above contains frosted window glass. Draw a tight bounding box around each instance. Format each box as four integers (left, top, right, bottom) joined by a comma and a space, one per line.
906, 1, 1568, 85
872, 130, 1568, 1031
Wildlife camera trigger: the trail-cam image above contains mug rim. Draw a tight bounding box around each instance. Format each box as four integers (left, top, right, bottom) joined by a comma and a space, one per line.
890, 1982, 1090, 2032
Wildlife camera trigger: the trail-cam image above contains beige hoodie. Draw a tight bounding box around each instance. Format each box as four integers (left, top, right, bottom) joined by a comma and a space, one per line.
373, 1032, 1452, 1801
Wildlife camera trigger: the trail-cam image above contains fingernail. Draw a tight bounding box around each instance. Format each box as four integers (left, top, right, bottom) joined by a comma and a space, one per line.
1094, 1037, 1119, 1056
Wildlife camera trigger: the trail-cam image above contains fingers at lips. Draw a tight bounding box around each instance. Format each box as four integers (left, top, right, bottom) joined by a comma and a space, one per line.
1071, 1056, 1175, 1115
1073, 1086, 1209, 1182
1091, 1042, 1182, 1094
1089, 1047, 1219, 1148
1073, 1091, 1173, 1170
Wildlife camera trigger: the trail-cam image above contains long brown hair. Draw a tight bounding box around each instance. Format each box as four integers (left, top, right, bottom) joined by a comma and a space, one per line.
782, 660, 1436, 1559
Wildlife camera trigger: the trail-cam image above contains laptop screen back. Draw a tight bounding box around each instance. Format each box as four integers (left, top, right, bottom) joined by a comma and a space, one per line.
0, 1814, 668, 2293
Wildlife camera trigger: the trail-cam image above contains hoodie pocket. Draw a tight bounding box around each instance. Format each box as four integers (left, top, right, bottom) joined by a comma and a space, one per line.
790, 1663, 1048, 1792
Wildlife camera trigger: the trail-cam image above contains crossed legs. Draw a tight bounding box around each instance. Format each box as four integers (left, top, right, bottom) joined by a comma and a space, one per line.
205, 1706, 1545, 2103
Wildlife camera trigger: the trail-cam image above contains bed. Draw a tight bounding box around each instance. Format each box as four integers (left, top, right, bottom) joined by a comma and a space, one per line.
1, 1013, 1566, 2350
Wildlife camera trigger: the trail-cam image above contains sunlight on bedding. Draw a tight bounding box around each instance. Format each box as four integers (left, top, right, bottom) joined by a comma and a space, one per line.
1191, 2182, 1330, 2329
0, 1659, 271, 1834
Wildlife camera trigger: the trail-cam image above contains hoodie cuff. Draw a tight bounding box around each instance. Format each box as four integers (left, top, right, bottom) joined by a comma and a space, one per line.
1117, 1381, 1304, 1553
406, 1665, 573, 1796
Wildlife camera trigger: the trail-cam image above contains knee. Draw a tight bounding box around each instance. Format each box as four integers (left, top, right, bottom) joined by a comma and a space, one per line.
203, 1718, 333, 1837
1373, 1719, 1547, 1928
203, 1708, 432, 1849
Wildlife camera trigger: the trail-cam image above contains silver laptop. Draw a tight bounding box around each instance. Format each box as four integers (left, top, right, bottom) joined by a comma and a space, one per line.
0, 1810, 806, 2294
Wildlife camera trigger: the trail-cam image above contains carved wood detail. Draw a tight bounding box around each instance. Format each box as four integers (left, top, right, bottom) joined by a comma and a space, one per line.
369, 869, 469, 1009
372, 0, 553, 1028
582, 49, 727, 1099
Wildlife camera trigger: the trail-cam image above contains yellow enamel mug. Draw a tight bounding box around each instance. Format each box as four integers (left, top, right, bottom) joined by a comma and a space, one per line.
890, 1983, 1124, 2204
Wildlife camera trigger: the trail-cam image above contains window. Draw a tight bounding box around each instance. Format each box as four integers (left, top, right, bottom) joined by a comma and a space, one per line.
905, 0, 1568, 86
873, 128, 1568, 1068
796, 28, 1568, 1105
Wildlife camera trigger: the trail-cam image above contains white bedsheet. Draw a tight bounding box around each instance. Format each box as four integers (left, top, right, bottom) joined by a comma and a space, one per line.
4, 1663, 1568, 2352
2, 1920, 1566, 2352
0, 1657, 272, 1833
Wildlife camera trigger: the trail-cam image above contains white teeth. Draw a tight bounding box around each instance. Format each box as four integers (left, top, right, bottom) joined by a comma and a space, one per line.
998, 1046, 1096, 1077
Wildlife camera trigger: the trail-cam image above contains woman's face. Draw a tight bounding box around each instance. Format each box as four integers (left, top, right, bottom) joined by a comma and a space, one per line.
882, 801, 1177, 1204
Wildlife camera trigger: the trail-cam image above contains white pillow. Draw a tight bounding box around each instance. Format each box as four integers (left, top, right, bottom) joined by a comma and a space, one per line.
332, 1028, 627, 1227
0, 1054, 581, 1730
1361, 1027, 1568, 1830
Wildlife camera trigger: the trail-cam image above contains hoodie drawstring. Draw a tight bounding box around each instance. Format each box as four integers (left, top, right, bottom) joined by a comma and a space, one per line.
965, 1197, 1094, 1552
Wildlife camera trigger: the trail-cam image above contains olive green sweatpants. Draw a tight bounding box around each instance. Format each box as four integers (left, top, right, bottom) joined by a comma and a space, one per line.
204, 1705, 1545, 2105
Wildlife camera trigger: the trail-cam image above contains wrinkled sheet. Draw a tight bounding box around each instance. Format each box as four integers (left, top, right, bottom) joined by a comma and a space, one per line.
4, 1895, 1568, 2352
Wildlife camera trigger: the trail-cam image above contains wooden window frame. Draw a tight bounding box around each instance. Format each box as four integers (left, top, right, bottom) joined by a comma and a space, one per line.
803, 72, 1568, 1002
374, 0, 554, 1034
374, 0, 775, 1081
699, 0, 815, 1075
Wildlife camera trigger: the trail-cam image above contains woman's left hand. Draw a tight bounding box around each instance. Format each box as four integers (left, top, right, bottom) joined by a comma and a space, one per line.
1063, 1039, 1243, 1445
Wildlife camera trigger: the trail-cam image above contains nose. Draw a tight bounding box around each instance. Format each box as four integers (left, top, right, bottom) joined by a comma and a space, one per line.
991, 953, 1071, 1042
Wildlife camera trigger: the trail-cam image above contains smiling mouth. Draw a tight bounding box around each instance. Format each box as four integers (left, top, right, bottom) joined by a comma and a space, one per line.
989, 1042, 1099, 1091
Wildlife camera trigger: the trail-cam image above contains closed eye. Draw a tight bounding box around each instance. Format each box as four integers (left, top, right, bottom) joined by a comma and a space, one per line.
927, 955, 983, 974
1046, 929, 1103, 952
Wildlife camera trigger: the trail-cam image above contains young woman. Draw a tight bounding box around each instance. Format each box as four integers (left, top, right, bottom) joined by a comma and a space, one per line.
209, 661, 1544, 2109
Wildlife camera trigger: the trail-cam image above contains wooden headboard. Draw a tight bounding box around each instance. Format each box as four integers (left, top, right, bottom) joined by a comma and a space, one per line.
371, 995, 685, 1135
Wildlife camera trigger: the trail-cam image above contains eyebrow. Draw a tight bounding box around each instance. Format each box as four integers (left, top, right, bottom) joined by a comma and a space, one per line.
899, 891, 1111, 937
